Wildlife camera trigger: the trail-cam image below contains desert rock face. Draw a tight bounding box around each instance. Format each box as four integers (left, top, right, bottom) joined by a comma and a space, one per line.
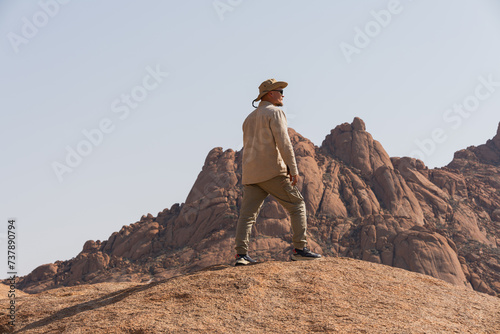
321, 118, 424, 224
14, 118, 499, 296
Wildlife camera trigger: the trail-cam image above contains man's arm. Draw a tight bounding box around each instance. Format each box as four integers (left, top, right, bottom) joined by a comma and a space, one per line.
286, 165, 298, 186
270, 109, 299, 185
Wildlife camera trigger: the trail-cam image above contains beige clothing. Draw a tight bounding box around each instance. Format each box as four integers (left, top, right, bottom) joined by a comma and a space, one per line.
234, 175, 307, 254
241, 101, 299, 185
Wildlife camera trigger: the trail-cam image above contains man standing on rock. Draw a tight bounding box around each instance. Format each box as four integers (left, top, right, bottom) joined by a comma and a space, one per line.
234, 78, 321, 266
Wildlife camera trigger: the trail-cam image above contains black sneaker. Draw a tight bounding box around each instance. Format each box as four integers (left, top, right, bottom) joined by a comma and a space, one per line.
291, 247, 322, 261
235, 254, 257, 266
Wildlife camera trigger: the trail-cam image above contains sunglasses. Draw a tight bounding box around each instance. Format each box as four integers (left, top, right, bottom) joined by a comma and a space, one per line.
272, 89, 284, 95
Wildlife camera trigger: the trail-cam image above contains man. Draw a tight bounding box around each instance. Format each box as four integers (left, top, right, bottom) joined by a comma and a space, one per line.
234, 78, 321, 266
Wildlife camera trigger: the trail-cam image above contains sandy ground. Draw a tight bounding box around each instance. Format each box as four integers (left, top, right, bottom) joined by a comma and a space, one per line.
1, 257, 499, 333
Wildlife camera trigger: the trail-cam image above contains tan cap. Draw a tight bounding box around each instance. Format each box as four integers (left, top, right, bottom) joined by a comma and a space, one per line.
254, 78, 288, 102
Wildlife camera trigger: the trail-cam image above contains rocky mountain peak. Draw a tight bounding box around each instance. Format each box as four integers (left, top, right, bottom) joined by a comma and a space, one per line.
450, 121, 500, 166
322, 117, 424, 224
321, 117, 391, 178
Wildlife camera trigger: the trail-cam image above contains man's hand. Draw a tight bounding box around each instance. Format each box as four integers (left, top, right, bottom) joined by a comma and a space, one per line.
289, 174, 298, 186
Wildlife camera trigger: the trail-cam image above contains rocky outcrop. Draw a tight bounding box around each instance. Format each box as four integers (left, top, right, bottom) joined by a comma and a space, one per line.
6, 259, 500, 334
322, 118, 424, 225
452, 122, 500, 166
14, 118, 500, 296
392, 227, 466, 285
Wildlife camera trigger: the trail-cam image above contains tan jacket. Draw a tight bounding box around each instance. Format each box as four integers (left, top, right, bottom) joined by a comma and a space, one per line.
241, 101, 299, 185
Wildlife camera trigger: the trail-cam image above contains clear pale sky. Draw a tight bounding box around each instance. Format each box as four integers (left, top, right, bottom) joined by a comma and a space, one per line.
1, 0, 499, 277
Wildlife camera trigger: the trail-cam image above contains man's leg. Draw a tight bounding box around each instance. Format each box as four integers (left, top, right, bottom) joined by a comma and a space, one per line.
234, 184, 268, 255
258, 176, 307, 250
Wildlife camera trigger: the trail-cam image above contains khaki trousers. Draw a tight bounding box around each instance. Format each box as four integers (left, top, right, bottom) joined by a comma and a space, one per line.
235, 175, 307, 254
